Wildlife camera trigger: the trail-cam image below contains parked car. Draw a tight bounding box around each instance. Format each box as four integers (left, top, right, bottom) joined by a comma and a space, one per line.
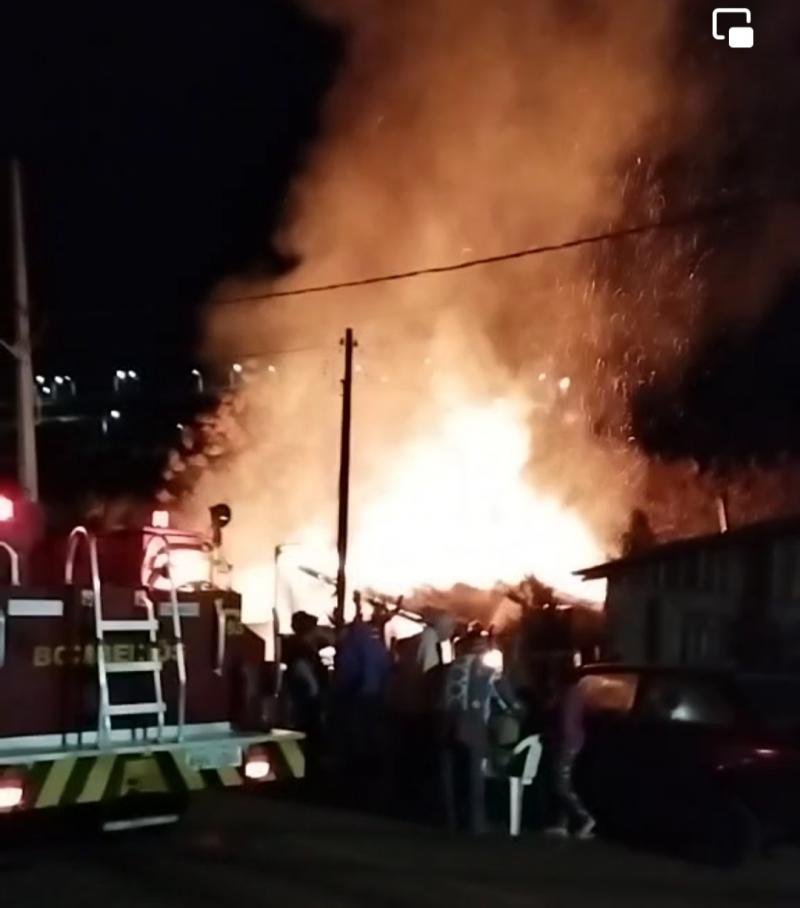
573, 665, 800, 864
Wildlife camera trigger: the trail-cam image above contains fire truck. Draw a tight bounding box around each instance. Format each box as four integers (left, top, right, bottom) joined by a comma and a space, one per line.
0, 496, 303, 832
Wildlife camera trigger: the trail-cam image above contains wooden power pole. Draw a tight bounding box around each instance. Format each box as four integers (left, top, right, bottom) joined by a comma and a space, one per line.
335, 328, 356, 628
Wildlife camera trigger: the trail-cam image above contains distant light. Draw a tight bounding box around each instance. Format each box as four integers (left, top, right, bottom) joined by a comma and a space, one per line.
64, 375, 72, 382
151, 510, 170, 528
267, 364, 277, 373
176, 422, 185, 430
127, 370, 138, 379
0, 495, 14, 522
54, 375, 64, 385
109, 409, 121, 420
355, 364, 363, 374
244, 757, 271, 782
538, 372, 547, 382
191, 368, 201, 377
115, 369, 126, 380
35, 375, 45, 385
41, 386, 52, 395
232, 363, 243, 374
559, 376, 571, 392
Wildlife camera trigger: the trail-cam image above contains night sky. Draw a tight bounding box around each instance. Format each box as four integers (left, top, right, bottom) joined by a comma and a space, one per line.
0, 2, 339, 381
1, 2, 800, 504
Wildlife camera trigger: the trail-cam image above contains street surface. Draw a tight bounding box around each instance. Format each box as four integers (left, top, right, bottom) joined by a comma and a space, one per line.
2, 791, 798, 907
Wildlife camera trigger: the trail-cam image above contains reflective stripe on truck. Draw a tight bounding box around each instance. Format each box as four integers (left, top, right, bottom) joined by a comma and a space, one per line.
1, 736, 305, 812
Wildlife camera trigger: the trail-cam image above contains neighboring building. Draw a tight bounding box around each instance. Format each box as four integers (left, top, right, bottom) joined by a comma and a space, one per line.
577, 517, 800, 672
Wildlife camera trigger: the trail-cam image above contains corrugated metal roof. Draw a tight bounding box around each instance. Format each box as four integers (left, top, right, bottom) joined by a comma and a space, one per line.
575, 514, 800, 580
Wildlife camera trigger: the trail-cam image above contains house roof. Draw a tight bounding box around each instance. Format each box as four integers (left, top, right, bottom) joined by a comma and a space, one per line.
576, 514, 800, 581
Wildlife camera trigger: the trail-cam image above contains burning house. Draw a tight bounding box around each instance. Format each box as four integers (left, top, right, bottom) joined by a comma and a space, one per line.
577, 516, 800, 672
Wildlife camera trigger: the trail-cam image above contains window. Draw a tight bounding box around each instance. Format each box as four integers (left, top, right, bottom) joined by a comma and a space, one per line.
639, 677, 735, 726
579, 672, 639, 715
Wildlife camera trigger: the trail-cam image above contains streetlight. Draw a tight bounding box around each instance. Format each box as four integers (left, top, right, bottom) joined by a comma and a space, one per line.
229, 362, 243, 387
101, 409, 121, 436
191, 368, 204, 393
35, 375, 45, 385
63, 374, 76, 396
113, 369, 138, 393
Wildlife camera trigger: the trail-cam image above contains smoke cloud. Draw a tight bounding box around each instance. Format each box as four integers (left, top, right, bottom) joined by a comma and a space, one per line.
166, 0, 800, 622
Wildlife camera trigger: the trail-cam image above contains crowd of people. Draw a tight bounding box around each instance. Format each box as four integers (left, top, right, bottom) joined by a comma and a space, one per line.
280, 607, 596, 839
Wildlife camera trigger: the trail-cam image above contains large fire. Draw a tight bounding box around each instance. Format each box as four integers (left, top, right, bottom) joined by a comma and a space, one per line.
346, 397, 604, 599
196, 377, 608, 630
171, 0, 710, 626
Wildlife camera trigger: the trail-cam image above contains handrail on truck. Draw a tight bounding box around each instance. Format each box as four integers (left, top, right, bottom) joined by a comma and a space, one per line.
142, 531, 187, 742
0, 540, 20, 586
64, 526, 105, 743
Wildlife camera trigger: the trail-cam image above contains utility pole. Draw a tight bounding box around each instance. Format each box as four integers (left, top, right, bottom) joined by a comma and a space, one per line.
10, 159, 39, 502
334, 327, 356, 628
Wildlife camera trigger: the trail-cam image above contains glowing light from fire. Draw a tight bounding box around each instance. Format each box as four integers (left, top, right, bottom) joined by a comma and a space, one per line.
234, 396, 607, 631
343, 398, 605, 600
146, 547, 211, 591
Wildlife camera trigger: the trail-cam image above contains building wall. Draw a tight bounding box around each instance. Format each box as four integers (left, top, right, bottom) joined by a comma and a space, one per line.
605, 543, 753, 668
607, 581, 738, 666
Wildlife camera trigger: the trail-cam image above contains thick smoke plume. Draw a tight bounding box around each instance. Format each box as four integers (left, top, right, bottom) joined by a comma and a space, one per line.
165, 0, 800, 623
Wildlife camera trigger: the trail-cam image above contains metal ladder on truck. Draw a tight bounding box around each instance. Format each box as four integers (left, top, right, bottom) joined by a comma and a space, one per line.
64, 527, 187, 745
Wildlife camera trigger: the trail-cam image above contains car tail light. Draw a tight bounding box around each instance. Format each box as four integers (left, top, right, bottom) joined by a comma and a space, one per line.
243, 749, 271, 782
0, 776, 24, 811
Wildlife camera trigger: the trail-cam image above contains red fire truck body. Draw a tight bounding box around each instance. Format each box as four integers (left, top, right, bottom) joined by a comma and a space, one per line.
0, 517, 303, 830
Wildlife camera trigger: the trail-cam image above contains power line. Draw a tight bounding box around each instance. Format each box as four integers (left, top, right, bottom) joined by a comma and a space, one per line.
216, 196, 775, 304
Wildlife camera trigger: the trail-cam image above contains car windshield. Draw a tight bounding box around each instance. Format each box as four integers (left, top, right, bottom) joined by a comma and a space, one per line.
739, 678, 800, 730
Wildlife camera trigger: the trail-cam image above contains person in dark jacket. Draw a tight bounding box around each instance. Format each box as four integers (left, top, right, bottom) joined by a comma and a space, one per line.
285, 611, 328, 779
437, 635, 519, 834
333, 617, 392, 792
